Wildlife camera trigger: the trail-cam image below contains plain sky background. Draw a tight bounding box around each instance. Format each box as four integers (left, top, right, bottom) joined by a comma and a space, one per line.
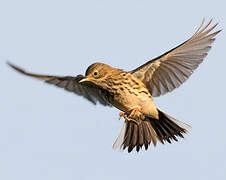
1, 0, 226, 180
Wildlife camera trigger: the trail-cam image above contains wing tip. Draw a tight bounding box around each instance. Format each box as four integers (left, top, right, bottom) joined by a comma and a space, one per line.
196, 18, 220, 34
7, 61, 52, 80
7, 61, 26, 74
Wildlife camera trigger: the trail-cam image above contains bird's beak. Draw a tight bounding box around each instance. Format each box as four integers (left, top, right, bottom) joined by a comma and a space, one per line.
79, 78, 89, 83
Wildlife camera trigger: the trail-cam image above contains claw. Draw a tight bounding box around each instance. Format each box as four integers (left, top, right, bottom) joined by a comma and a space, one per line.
119, 112, 125, 120
118, 109, 144, 125
119, 112, 130, 121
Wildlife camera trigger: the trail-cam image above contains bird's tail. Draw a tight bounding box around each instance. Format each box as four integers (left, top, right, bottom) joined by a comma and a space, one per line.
113, 109, 191, 153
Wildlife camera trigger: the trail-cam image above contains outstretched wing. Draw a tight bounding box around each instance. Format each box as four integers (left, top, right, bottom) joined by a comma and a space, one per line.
131, 19, 221, 97
7, 62, 111, 106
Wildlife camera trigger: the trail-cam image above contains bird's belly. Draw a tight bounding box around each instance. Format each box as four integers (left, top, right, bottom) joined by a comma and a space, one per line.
111, 89, 158, 119
112, 93, 139, 112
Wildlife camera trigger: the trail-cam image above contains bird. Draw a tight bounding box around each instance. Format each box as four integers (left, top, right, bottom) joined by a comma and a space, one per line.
7, 19, 221, 153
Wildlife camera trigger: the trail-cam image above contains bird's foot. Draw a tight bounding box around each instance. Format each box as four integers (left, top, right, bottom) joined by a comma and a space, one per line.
129, 108, 145, 124
119, 109, 144, 125
129, 108, 142, 119
119, 112, 129, 120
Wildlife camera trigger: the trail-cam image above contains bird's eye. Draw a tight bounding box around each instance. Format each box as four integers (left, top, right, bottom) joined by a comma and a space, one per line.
93, 71, 98, 77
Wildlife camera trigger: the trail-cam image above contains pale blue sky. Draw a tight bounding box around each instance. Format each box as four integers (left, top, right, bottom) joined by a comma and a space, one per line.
1, 0, 226, 180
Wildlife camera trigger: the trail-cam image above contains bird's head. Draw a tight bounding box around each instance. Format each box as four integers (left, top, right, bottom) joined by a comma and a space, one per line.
79, 63, 119, 87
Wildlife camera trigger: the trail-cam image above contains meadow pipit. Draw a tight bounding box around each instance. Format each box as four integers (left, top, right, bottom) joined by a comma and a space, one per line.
8, 19, 221, 153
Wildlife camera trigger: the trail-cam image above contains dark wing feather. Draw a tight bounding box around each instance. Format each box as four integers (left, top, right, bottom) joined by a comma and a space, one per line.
131, 19, 221, 97
7, 62, 111, 106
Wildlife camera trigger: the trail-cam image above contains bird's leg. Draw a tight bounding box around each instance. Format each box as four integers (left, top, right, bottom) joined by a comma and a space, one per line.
119, 112, 135, 122
119, 108, 144, 124
119, 112, 136, 123
128, 108, 144, 124
129, 108, 142, 119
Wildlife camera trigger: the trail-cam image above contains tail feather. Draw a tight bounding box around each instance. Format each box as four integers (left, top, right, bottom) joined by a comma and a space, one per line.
113, 109, 191, 153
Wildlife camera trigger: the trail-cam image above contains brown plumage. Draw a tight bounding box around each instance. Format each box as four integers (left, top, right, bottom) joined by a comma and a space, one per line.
7, 19, 221, 153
